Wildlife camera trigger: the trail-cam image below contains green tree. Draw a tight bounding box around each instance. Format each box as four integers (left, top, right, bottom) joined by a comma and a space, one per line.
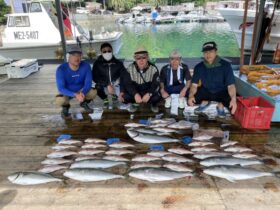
0, 0, 11, 25
108, 0, 134, 11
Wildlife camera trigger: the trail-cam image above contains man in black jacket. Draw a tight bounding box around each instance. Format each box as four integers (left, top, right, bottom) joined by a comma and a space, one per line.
92, 42, 126, 107
120, 47, 161, 113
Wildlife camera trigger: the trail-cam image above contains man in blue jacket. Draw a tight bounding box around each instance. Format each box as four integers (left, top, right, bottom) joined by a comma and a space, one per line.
55, 45, 96, 117
188, 41, 237, 117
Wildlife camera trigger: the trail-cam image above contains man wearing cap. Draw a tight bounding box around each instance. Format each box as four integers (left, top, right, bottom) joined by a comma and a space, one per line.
55, 45, 96, 117
188, 41, 237, 117
121, 46, 161, 113
92, 42, 126, 108
160, 49, 191, 109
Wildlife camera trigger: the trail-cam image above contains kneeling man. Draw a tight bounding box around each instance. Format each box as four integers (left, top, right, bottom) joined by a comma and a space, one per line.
188, 41, 237, 117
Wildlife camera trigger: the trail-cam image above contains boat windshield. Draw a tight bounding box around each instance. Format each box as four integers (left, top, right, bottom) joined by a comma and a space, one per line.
30, 2, 42, 13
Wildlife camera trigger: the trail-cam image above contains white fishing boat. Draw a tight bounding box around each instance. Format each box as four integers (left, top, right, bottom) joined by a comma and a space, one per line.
218, 0, 280, 52
0, 1, 122, 59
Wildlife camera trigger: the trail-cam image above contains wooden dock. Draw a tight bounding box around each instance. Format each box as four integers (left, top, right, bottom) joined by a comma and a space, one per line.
0, 64, 280, 210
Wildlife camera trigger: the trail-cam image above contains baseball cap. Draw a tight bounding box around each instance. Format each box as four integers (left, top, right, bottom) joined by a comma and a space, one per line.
67, 45, 82, 54
134, 46, 148, 55
202, 41, 217, 52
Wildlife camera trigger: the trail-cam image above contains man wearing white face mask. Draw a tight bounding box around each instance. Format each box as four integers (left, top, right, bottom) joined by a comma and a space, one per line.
92, 42, 126, 107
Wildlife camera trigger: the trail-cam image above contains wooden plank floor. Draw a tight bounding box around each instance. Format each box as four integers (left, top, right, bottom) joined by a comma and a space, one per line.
0, 64, 280, 210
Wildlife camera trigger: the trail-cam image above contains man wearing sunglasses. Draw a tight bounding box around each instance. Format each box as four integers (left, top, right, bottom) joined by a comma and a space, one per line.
92, 42, 125, 108
188, 41, 237, 118
55, 45, 96, 118
160, 49, 191, 109
121, 47, 161, 113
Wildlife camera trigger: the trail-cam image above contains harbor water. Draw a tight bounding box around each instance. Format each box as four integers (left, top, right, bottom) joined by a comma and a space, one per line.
81, 18, 240, 59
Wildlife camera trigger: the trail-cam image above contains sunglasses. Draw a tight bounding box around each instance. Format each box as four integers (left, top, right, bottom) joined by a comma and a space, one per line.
102, 50, 112, 53
135, 56, 147, 60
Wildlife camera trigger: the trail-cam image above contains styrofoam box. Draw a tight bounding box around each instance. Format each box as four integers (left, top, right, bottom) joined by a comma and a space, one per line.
7, 59, 39, 78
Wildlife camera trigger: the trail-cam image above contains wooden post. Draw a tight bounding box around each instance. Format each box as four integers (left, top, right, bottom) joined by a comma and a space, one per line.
240, 0, 249, 73
55, 0, 67, 62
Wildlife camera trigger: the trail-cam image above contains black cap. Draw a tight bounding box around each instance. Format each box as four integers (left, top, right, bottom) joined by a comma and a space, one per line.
100, 42, 112, 50
67, 45, 82, 54
202, 41, 217, 52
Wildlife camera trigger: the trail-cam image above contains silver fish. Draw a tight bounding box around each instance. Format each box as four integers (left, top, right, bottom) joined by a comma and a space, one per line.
191, 147, 217, 152
168, 148, 193, 155
150, 118, 176, 124
105, 149, 134, 156
51, 145, 79, 151
81, 144, 107, 149
38, 165, 68, 173
130, 162, 162, 169
47, 151, 77, 158
224, 146, 253, 153
200, 157, 263, 167
58, 139, 83, 146
192, 134, 213, 141
129, 168, 192, 182
167, 120, 194, 129
147, 151, 172, 157
64, 169, 124, 182
220, 141, 238, 148
41, 158, 72, 165
232, 153, 258, 159
84, 138, 106, 144
70, 159, 126, 169
132, 128, 158, 135
109, 141, 135, 149
8, 171, 61, 185
163, 163, 193, 172
188, 141, 214, 147
124, 123, 145, 128
149, 123, 170, 128
203, 165, 273, 182
78, 149, 104, 156
193, 152, 231, 160
162, 154, 194, 163
152, 127, 180, 133
132, 155, 161, 162
103, 155, 130, 162
127, 130, 180, 144
75, 156, 99, 161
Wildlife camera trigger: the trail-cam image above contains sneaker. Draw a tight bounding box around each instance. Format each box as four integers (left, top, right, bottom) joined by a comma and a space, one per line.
194, 102, 211, 114
128, 104, 137, 113
216, 106, 226, 118
80, 101, 93, 113
178, 97, 186, 109
164, 97, 171, 108
61, 105, 70, 118
151, 105, 159, 113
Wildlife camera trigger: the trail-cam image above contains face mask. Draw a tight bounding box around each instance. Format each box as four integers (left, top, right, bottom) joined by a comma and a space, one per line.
102, 52, 113, 61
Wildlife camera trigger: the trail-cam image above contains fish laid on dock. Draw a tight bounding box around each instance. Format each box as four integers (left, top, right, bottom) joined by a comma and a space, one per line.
132, 155, 161, 162
127, 130, 180, 144
47, 151, 77, 158
200, 157, 263, 167
147, 151, 172, 157
52, 145, 79, 151
58, 139, 83, 146
232, 153, 258, 159
78, 149, 105, 156
129, 168, 193, 182
75, 156, 100, 161
64, 169, 124, 182
163, 163, 193, 172
109, 142, 135, 149
103, 155, 130, 162
192, 134, 213, 141
193, 152, 231, 160
220, 141, 238, 148
70, 159, 126, 169
8, 172, 61, 185
162, 154, 194, 163
81, 144, 107, 149
224, 146, 253, 153
168, 148, 193, 155
41, 158, 72, 165
191, 147, 217, 152
124, 123, 146, 128
167, 120, 194, 129
84, 138, 106, 144
38, 165, 68, 173
188, 141, 214, 147
130, 162, 162, 169
203, 165, 274, 182
105, 149, 134, 156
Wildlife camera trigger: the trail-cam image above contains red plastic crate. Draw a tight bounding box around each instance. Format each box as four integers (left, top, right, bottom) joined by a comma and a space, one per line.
234, 96, 274, 129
